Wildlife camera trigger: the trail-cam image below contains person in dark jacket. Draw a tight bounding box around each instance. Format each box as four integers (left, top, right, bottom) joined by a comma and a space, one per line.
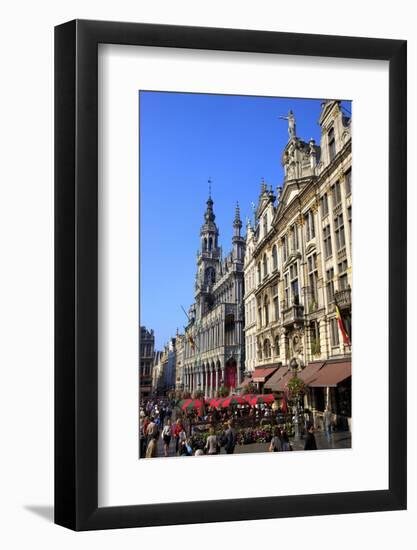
223, 420, 237, 454
304, 423, 317, 450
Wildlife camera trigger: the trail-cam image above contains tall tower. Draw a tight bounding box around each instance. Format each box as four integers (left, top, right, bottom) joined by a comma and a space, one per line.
195, 186, 221, 319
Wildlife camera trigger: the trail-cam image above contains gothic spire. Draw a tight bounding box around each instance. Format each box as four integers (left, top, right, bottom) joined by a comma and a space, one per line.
233, 201, 242, 237
204, 177, 215, 223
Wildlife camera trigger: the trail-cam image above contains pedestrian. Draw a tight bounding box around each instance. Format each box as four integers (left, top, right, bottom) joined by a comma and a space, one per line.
146, 417, 158, 446
304, 423, 317, 450
281, 429, 292, 451
223, 420, 237, 455
323, 406, 333, 441
179, 437, 192, 456
205, 426, 219, 455
173, 420, 182, 454
162, 419, 172, 457
269, 426, 282, 452
145, 435, 158, 458
178, 427, 187, 455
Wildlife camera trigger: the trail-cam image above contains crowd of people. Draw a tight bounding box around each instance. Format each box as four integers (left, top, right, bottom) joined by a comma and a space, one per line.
139, 396, 320, 458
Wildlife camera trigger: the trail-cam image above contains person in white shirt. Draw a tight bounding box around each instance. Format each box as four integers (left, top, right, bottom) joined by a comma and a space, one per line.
205, 426, 219, 455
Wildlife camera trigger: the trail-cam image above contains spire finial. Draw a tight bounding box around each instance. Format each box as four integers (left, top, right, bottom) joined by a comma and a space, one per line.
208, 177, 212, 198
261, 177, 267, 193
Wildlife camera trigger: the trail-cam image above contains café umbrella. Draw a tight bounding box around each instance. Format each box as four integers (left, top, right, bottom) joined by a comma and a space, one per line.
247, 394, 275, 405
181, 399, 204, 411
220, 395, 246, 408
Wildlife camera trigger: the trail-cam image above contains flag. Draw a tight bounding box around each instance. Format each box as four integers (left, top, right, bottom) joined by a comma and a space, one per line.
335, 304, 351, 346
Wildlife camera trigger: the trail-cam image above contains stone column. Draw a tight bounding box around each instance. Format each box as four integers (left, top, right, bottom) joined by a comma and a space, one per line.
236, 361, 242, 387
215, 367, 219, 394
202, 365, 207, 397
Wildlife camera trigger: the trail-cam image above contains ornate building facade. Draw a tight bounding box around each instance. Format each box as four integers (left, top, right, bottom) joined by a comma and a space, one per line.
182, 194, 245, 396
139, 326, 155, 399
243, 218, 258, 374
245, 100, 352, 423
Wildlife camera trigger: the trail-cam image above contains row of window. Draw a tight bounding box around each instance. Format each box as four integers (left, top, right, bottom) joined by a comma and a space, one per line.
257, 255, 350, 327
320, 169, 351, 218
256, 315, 345, 362
256, 204, 351, 286
140, 344, 154, 358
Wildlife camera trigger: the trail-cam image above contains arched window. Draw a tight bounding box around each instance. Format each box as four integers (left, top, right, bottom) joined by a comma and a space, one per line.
264, 295, 269, 326
272, 245, 278, 271
274, 336, 280, 356
208, 236, 213, 251
263, 339, 271, 359
263, 254, 268, 278
257, 262, 261, 284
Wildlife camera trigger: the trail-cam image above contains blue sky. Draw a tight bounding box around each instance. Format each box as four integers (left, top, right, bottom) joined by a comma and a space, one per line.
140, 92, 351, 349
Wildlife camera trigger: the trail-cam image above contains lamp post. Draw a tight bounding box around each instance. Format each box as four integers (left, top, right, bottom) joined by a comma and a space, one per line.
289, 357, 302, 440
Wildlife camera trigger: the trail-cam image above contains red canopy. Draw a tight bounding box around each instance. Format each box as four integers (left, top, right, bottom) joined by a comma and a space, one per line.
181, 399, 204, 410
247, 394, 275, 405
220, 395, 246, 408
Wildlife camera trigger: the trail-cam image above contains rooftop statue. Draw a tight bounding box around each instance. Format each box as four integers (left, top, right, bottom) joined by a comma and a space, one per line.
278, 109, 296, 139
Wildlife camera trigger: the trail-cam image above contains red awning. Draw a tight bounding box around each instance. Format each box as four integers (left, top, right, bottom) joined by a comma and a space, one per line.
264, 366, 292, 391
264, 362, 325, 392
252, 366, 279, 383
308, 361, 351, 387
300, 361, 325, 384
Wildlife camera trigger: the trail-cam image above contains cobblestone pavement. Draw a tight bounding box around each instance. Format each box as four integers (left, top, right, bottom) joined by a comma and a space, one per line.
233, 430, 351, 454
155, 429, 351, 458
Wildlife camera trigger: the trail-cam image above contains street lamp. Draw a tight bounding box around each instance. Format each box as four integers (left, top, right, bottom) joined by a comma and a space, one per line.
289, 357, 302, 440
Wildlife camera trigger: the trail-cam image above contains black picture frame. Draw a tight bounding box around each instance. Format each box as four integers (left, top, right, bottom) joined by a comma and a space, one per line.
55, 19, 407, 531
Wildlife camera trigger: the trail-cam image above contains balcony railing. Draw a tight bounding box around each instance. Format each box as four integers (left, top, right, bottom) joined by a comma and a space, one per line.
282, 303, 305, 326
334, 288, 351, 309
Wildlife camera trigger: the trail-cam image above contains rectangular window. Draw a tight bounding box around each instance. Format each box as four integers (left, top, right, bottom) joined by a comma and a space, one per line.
330, 317, 340, 346
284, 273, 290, 308
328, 127, 336, 161
326, 268, 334, 303
308, 253, 318, 306
348, 206, 352, 241
290, 263, 299, 303
334, 213, 345, 250
282, 234, 289, 262
291, 224, 298, 251
338, 260, 349, 290
345, 168, 352, 195
305, 210, 315, 242
320, 193, 329, 217
323, 224, 332, 258
310, 321, 321, 355
273, 296, 279, 321
332, 180, 342, 206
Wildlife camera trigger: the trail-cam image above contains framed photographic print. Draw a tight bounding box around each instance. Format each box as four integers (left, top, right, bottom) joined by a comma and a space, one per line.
55, 20, 407, 530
